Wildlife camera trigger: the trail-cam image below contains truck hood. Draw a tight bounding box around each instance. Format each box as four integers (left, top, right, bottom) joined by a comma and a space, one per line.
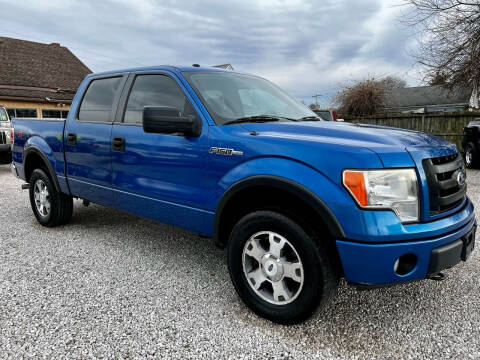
240, 121, 458, 167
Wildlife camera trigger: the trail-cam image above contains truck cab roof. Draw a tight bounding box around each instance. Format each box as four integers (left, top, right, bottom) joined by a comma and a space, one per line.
88, 65, 251, 79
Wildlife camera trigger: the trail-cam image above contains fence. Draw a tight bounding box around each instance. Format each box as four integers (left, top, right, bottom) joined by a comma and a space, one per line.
344, 111, 480, 150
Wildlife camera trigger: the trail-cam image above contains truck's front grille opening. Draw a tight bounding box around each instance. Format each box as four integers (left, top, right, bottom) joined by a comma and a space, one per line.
422, 153, 467, 214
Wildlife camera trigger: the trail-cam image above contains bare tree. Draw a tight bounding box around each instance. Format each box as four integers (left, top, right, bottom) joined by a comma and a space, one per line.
379, 76, 408, 90
334, 76, 406, 116
401, 0, 480, 105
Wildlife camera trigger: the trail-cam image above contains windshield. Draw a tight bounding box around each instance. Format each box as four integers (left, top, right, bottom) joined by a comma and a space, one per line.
182, 72, 319, 125
0, 107, 8, 122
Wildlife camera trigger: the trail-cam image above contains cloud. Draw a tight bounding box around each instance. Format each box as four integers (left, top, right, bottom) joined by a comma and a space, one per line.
0, 0, 418, 106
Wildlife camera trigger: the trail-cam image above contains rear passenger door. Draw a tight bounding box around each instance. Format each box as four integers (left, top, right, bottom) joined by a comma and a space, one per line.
65, 75, 126, 206
110, 72, 209, 233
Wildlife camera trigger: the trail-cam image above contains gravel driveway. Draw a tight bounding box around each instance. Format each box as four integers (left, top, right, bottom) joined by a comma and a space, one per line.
0, 164, 479, 359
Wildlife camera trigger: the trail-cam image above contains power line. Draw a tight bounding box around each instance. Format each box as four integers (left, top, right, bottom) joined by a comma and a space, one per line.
312, 94, 322, 107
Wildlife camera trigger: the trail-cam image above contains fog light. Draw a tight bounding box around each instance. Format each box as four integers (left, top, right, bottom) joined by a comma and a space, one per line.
394, 253, 417, 275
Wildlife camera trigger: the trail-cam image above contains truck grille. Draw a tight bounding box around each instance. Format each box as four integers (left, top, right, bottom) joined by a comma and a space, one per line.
0, 131, 6, 144
422, 153, 467, 213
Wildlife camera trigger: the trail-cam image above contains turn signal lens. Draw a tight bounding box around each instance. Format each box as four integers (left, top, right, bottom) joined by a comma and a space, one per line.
343, 171, 367, 206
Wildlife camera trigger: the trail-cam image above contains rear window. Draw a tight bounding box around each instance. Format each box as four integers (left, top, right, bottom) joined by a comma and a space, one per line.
78, 77, 121, 122
314, 110, 332, 121
0, 107, 8, 122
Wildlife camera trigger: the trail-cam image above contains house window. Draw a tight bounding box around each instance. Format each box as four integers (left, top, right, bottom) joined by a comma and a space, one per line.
7, 108, 38, 118
42, 110, 69, 118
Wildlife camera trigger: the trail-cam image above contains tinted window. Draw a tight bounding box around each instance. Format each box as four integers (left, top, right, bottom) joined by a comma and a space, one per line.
124, 75, 195, 124
79, 77, 121, 122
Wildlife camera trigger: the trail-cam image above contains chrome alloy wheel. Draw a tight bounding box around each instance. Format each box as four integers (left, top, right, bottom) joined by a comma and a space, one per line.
34, 179, 51, 217
242, 231, 304, 305
466, 147, 473, 166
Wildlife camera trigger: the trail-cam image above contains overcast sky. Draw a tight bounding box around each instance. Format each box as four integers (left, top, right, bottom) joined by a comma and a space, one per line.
0, 0, 419, 106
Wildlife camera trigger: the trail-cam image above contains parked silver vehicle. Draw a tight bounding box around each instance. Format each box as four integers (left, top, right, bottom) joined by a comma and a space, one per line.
0, 106, 13, 164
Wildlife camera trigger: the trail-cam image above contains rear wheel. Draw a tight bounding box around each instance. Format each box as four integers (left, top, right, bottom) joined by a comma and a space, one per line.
227, 211, 337, 324
29, 168, 73, 227
465, 143, 478, 168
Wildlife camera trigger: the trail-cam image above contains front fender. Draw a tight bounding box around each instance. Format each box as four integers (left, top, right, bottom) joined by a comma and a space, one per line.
211, 156, 352, 207
211, 156, 352, 239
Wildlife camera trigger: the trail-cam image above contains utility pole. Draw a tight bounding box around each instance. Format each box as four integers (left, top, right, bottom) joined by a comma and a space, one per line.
312, 94, 322, 108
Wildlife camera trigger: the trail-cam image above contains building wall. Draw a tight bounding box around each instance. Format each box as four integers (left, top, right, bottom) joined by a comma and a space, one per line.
0, 99, 70, 118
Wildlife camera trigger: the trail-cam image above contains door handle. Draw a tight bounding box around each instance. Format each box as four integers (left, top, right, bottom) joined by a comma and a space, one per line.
67, 133, 77, 146
112, 137, 125, 152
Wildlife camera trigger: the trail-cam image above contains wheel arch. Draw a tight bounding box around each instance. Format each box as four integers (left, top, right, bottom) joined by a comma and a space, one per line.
23, 146, 61, 192
213, 175, 345, 247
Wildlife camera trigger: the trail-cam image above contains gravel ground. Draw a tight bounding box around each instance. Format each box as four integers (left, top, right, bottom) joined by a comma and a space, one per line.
0, 164, 479, 359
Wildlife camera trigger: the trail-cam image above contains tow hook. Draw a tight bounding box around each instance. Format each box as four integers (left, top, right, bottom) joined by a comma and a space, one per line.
428, 272, 447, 281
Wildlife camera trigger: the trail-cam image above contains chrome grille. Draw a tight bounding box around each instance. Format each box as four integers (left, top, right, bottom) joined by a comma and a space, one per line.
422, 153, 467, 213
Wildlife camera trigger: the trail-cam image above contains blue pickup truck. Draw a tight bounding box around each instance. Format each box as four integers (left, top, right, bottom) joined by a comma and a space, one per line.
10, 66, 476, 324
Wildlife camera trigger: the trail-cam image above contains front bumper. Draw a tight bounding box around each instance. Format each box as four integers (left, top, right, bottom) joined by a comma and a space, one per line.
337, 216, 476, 285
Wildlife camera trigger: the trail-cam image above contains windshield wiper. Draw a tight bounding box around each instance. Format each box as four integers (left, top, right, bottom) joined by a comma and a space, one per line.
297, 116, 321, 121
223, 115, 283, 125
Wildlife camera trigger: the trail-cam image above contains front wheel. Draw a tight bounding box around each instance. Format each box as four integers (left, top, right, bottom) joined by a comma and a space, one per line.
464, 143, 478, 168
227, 211, 337, 324
29, 168, 73, 227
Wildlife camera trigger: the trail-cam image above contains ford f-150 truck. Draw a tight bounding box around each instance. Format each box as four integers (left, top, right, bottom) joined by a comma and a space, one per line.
462, 119, 480, 168
10, 66, 476, 324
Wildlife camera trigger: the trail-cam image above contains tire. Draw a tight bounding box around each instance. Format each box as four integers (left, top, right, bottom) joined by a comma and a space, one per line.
29, 168, 73, 227
464, 142, 478, 168
0, 151, 11, 164
227, 210, 338, 324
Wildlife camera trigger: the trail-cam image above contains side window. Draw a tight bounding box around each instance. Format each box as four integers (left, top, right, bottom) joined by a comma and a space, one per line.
78, 77, 121, 122
124, 75, 195, 124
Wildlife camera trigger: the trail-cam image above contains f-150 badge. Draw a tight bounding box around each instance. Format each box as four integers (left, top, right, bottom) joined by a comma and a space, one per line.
209, 147, 243, 156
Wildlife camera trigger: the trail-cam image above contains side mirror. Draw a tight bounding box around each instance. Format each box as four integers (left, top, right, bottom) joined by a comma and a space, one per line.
142, 106, 201, 137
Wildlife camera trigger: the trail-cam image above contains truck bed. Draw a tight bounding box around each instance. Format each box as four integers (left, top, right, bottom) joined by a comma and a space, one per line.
11, 117, 67, 186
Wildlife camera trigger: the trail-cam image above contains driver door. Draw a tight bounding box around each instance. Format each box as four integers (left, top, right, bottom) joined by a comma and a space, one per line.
110, 72, 209, 233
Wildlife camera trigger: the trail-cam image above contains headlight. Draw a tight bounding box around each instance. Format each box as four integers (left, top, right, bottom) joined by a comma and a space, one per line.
343, 168, 419, 223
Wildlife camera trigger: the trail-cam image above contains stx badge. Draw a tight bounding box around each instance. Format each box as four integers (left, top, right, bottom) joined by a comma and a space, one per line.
209, 147, 243, 156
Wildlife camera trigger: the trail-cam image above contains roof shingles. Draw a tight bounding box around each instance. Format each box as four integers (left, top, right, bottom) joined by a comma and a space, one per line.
386, 85, 471, 109
0, 37, 91, 102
